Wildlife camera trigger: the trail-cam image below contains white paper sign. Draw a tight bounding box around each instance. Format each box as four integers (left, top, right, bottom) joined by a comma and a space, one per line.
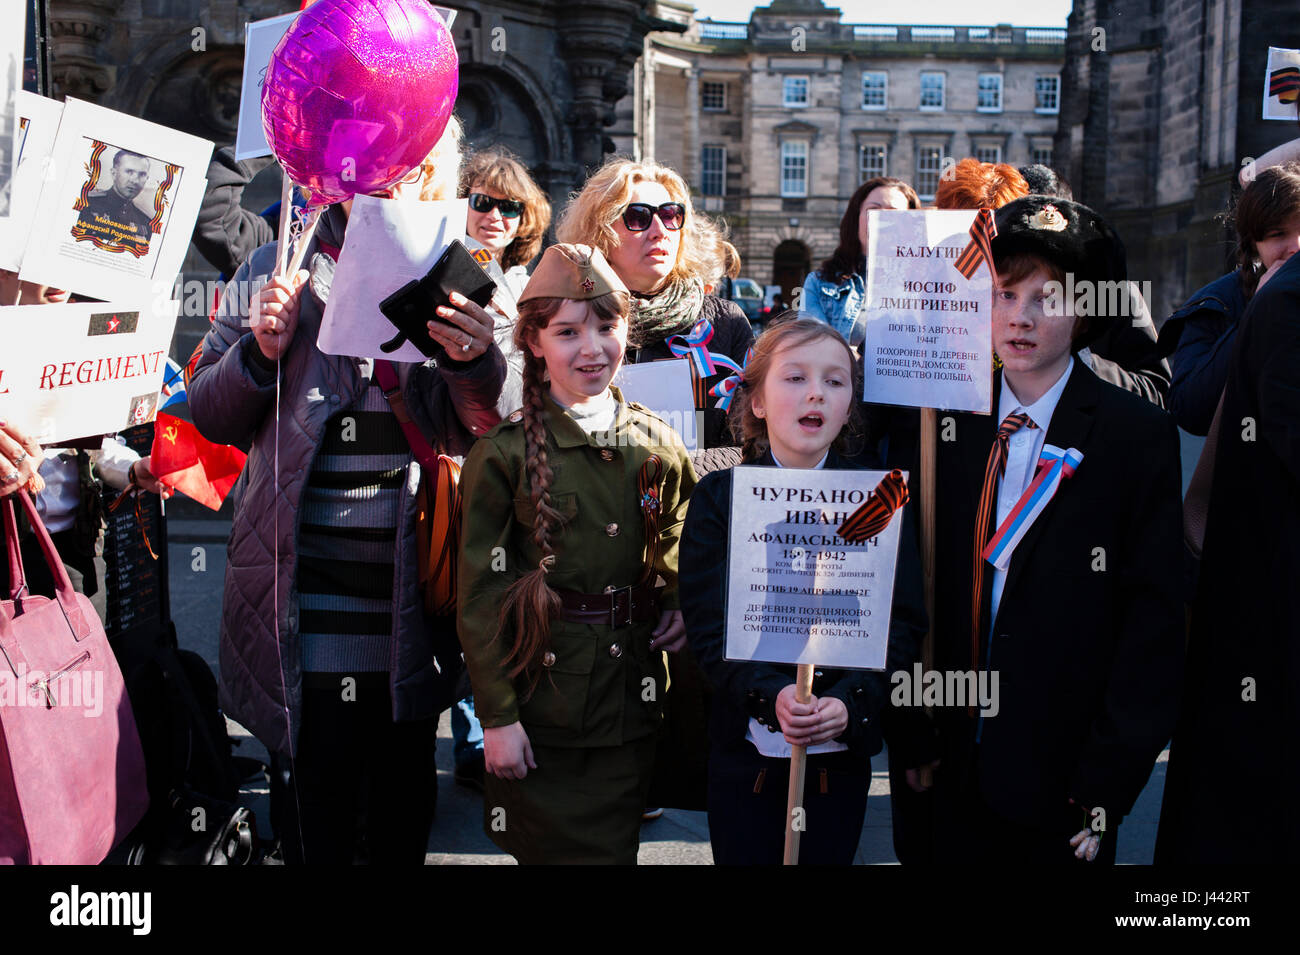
862, 209, 993, 414
1263, 47, 1300, 121
724, 467, 904, 670
0, 0, 25, 220
234, 12, 297, 161
0, 93, 64, 271
612, 358, 699, 451
18, 99, 212, 302
318, 194, 467, 361
0, 297, 180, 444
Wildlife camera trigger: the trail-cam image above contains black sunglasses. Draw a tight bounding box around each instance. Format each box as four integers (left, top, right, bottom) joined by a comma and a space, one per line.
468, 192, 524, 218
621, 202, 686, 232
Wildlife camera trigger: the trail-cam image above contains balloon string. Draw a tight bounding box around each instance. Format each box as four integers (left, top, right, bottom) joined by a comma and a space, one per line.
273, 352, 304, 858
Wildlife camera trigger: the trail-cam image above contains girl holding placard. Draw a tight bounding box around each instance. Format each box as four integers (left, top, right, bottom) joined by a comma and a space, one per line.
456, 244, 696, 864
679, 318, 928, 864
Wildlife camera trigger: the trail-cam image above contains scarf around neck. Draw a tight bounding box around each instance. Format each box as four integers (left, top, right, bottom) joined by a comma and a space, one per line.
630, 276, 705, 347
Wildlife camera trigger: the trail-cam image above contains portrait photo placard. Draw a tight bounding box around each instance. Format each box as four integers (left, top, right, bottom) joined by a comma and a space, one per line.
234, 11, 298, 162
0, 296, 180, 444
724, 466, 905, 670
0, 92, 64, 272
18, 98, 212, 302
862, 209, 994, 414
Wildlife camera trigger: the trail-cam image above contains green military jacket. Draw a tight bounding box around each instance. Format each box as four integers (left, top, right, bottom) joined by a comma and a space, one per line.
457, 387, 697, 748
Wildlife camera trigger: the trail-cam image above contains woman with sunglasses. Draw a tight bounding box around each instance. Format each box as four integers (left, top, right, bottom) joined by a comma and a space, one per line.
458, 150, 553, 419
557, 159, 753, 451
460, 149, 552, 302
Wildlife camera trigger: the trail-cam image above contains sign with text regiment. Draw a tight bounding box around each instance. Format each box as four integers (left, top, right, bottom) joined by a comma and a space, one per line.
724, 467, 903, 670
0, 298, 179, 444
863, 209, 993, 414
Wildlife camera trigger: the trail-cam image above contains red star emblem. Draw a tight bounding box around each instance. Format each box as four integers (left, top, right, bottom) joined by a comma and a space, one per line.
581, 277, 595, 293
106, 316, 121, 333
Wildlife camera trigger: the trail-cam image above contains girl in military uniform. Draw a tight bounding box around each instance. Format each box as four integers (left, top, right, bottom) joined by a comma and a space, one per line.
457, 244, 696, 864
679, 319, 928, 864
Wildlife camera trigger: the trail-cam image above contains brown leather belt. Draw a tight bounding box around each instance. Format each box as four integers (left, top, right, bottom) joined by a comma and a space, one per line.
555, 584, 660, 628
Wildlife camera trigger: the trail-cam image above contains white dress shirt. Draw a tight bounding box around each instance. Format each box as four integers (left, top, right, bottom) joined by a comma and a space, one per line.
35, 436, 140, 533
746, 448, 848, 758
989, 358, 1074, 627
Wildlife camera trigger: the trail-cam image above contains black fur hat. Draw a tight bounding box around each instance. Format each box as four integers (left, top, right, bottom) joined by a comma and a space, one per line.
992, 196, 1131, 347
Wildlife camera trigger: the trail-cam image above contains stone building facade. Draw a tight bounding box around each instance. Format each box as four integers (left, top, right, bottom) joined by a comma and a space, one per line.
619, 0, 1066, 299
1055, 0, 1300, 321
37, 0, 666, 216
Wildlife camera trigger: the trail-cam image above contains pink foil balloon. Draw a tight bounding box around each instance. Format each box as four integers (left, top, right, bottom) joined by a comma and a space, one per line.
261, 0, 459, 205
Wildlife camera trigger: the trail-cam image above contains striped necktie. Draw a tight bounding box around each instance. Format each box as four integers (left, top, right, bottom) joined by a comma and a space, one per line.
970, 412, 1034, 675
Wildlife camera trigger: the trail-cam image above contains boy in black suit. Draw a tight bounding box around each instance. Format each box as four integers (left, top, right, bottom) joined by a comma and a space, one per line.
920, 197, 1184, 863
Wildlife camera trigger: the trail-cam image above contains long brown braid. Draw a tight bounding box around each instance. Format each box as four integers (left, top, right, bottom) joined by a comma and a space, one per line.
496, 290, 631, 695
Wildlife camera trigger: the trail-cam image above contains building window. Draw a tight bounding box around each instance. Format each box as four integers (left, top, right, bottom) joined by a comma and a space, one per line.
861, 71, 887, 109
701, 81, 726, 112
915, 145, 944, 200
974, 144, 1002, 165
920, 72, 945, 110
1031, 145, 1054, 167
977, 73, 1003, 112
783, 75, 810, 108
781, 141, 808, 197
1036, 75, 1060, 113
701, 145, 726, 196
859, 144, 887, 181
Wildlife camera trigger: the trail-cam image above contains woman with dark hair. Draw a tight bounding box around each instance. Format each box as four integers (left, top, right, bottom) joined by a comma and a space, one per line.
1156, 165, 1300, 864
1160, 161, 1300, 434
798, 176, 919, 344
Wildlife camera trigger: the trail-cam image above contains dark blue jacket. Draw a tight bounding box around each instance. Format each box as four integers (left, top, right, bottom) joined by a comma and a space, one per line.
1158, 270, 1247, 436
679, 449, 930, 761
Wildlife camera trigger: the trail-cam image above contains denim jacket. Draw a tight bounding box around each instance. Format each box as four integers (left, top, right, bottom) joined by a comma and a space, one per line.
799, 269, 865, 342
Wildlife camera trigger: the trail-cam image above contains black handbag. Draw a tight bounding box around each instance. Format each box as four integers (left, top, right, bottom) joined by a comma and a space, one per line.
125, 788, 257, 865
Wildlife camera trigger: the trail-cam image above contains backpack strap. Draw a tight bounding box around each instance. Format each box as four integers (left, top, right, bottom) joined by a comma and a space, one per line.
374, 359, 440, 471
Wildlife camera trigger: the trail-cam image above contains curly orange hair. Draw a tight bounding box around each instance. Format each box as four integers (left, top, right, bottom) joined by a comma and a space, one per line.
934, 158, 1028, 211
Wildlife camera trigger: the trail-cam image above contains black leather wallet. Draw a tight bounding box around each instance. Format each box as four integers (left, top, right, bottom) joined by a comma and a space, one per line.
378, 239, 497, 359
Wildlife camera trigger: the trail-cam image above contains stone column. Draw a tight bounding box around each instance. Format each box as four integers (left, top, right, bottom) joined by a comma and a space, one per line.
48, 0, 118, 102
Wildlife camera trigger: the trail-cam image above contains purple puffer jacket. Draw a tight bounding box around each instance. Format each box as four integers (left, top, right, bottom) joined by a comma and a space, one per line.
188, 210, 505, 756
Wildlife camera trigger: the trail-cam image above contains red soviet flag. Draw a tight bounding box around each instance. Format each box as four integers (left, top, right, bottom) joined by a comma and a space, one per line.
150, 412, 246, 511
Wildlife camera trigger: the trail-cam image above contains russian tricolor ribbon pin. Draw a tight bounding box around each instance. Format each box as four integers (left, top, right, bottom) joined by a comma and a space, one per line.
982, 444, 1083, 571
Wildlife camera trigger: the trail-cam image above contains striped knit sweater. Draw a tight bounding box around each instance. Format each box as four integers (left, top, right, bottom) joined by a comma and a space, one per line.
298, 370, 408, 672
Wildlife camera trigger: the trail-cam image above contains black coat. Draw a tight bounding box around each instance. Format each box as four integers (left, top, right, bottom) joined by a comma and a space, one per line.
1157, 270, 1247, 436
626, 295, 754, 449
929, 363, 1184, 830
679, 449, 930, 760
1156, 252, 1300, 862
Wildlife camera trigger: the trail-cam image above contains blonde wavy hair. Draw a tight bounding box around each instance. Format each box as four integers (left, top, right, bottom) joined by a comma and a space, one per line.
419, 116, 463, 202
556, 158, 724, 287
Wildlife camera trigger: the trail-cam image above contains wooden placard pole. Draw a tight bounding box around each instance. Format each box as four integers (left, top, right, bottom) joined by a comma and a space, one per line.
917, 407, 938, 787
782, 662, 816, 865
